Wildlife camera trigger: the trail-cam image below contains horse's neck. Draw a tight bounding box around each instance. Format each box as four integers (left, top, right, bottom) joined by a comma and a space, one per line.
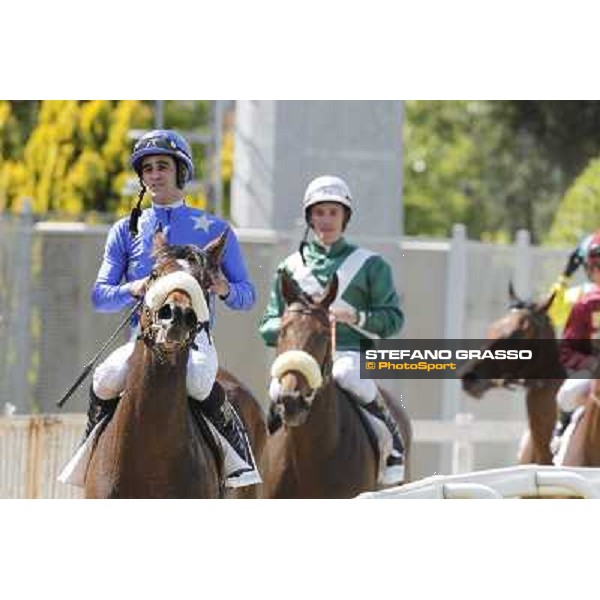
119, 342, 191, 438
525, 383, 559, 464
288, 380, 344, 454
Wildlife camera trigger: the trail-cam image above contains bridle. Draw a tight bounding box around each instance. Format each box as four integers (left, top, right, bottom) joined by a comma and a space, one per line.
484, 304, 557, 391
139, 265, 209, 365
274, 303, 335, 403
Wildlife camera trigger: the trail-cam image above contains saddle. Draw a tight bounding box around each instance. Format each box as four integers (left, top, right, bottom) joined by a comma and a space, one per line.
97, 383, 227, 482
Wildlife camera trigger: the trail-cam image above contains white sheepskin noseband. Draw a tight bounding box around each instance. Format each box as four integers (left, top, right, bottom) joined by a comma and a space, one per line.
145, 271, 209, 322
270, 350, 323, 389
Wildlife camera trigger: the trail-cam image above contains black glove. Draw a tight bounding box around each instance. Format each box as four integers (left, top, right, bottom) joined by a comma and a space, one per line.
564, 248, 583, 277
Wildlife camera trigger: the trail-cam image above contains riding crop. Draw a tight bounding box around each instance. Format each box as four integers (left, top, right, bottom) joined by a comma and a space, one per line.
56, 299, 144, 408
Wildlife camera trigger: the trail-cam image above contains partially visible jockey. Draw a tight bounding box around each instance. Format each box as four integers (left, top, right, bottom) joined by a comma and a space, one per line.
84, 129, 259, 488
555, 230, 600, 443
258, 174, 406, 485
548, 233, 595, 329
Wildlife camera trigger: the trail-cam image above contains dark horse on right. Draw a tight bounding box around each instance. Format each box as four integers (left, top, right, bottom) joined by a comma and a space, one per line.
261, 270, 412, 498
460, 284, 564, 465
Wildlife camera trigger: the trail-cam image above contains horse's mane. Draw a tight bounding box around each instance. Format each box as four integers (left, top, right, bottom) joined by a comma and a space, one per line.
153, 244, 208, 281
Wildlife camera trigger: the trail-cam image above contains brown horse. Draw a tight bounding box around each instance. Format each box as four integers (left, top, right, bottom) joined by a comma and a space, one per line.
261, 270, 412, 498
461, 284, 563, 465
85, 231, 266, 498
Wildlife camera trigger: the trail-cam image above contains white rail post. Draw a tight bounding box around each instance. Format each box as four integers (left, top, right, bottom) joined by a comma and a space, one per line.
452, 412, 475, 473
443, 224, 467, 473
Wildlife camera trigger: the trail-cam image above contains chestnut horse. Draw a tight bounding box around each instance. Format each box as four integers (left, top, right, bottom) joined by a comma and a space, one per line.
262, 270, 412, 498
461, 284, 563, 465
85, 231, 266, 498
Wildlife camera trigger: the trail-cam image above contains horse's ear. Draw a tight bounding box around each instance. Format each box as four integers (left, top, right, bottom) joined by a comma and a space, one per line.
508, 281, 519, 305
203, 229, 228, 266
279, 270, 301, 306
318, 273, 338, 309
538, 290, 557, 314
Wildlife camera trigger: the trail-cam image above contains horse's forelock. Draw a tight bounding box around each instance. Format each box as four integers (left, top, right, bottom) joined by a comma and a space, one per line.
153, 245, 208, 279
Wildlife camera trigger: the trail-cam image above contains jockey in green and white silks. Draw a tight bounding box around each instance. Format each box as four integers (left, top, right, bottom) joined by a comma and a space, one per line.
259, 175, 406, 485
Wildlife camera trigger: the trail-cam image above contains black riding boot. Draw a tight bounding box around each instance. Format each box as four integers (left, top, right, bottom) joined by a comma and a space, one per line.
363, 393, 405, 482
554, 409, 573, 439
200, 385, 259, 486
82, 386, 119, 443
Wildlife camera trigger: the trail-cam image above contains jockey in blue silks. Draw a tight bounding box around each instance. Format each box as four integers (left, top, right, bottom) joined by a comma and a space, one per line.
84, 129, 260, 488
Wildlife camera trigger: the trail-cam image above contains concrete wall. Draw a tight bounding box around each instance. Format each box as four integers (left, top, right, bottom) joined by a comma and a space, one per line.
231, 101, 403, 237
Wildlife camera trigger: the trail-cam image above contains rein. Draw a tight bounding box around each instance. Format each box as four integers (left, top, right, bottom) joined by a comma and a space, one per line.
284, 304, 334, 384
139, 268, 209, 365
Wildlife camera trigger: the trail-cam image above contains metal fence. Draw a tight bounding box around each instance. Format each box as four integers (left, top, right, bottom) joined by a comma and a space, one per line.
0, 215, 573, 480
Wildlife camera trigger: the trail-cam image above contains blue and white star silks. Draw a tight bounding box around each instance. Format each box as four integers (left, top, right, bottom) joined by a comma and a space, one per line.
192, 214, 213, 233
92, 203, 256, 317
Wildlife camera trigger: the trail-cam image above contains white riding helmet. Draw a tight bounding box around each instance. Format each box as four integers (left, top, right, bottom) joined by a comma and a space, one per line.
302, 175, 353, 219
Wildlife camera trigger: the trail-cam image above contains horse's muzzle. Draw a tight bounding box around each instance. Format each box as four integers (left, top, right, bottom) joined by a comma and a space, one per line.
156, 303, 198, 344
461, 371, 491, 398
278, 393, 310, 427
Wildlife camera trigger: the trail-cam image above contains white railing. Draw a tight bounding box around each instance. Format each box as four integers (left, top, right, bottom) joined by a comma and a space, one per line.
357, 465, 600, 499
1, 412, 530, 498
0, 414, 84, 498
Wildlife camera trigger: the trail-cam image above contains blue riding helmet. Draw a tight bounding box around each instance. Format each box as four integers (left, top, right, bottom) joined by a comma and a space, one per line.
131, 129, 194, 187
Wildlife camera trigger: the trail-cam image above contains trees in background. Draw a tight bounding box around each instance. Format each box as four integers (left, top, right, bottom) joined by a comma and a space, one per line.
3, 100, 600, 243
0, 100, 217, 219
404, 100, 600, 244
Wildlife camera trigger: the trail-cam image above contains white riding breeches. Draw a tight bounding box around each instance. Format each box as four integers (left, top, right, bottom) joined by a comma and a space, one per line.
93, 330, 218, 402
269, 350, 377, 404
556, 375, 591, 412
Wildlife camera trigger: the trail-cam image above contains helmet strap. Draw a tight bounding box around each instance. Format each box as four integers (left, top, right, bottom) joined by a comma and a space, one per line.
129, 181, 146, 237
176, 161, 187, 189
298, 224, 310, 266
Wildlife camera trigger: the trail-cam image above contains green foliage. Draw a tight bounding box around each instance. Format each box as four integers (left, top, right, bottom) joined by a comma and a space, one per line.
492, 101, 600, 182
0, 100, 219, 218
404, 101, 504, 238
0, 100, 153, 216
546, 158, 600, 246
404, 101, 568, 243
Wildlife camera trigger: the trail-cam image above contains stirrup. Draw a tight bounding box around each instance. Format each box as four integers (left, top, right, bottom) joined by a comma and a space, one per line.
225, 467, 262, 488
381, 461, 405, 486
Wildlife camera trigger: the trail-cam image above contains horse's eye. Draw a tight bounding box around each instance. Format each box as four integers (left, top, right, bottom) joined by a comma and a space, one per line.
157, 305, 172, 320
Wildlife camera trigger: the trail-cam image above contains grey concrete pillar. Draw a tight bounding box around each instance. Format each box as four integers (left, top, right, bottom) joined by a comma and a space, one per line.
231, 101, 403, 238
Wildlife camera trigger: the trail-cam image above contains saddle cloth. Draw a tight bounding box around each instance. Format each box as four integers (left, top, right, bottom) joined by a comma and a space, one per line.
335, 387, 396, 486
